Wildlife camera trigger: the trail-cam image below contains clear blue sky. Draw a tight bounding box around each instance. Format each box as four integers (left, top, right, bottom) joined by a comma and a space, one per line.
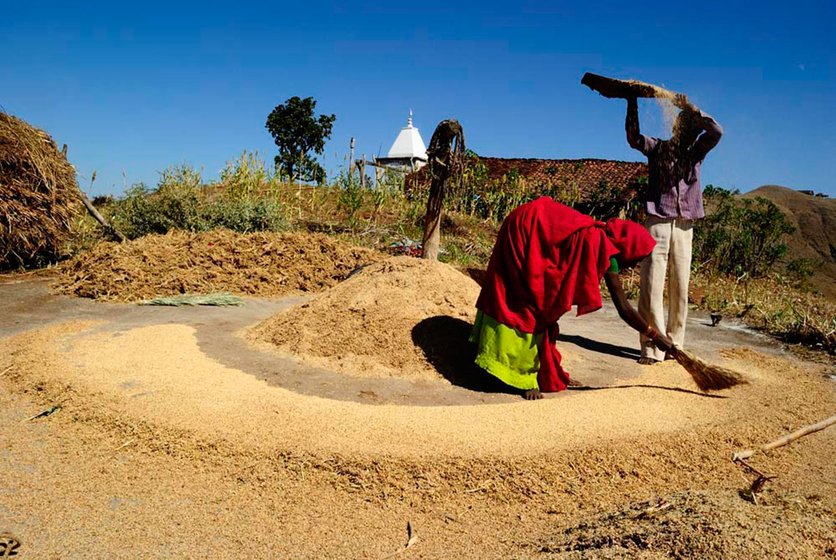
2, 0, 834, 197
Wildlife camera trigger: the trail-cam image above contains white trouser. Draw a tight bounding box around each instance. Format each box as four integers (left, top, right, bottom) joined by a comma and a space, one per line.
639, 216, 693, 361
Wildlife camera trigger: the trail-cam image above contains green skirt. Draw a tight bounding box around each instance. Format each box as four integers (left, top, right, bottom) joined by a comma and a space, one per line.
469, 310, 543, 391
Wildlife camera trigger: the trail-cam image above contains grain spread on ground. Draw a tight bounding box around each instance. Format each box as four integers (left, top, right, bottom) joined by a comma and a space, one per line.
1, 314, 833, 558
55, 229, 384, 301
250, 256, 481, 381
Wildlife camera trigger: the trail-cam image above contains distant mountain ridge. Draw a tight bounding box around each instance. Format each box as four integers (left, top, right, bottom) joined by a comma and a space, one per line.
743, 185, 836, 298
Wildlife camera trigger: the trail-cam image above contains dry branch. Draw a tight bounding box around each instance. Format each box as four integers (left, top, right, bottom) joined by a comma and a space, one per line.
732, 415, 836, 461
80, 189, 125, 242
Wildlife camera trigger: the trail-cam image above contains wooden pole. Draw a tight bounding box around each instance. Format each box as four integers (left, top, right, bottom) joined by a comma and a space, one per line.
422, 119, 465, 260
360, 154, 366, 189
732, 415, 836, 461
66, 157, 126, 243
349, 137, 355, 176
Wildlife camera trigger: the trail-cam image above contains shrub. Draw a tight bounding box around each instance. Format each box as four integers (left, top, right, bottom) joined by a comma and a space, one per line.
109, 156, 288, 239
110, 164, 205, 238
693, 186, 795, 277
785, 257, 820, 290
204, 152, 287, 233
111, 182, 171, 238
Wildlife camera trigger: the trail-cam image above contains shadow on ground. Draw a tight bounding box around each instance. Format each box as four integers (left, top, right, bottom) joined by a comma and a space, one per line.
558, 333, 641, 360
411, 316, 516, 395
413, 315, 727, 400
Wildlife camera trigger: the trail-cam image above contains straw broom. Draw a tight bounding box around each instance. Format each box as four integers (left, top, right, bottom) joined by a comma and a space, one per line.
673, 347, 747, 391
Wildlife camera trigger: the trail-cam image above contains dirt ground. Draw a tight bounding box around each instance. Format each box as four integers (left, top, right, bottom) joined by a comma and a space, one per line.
1, 272, 834, 558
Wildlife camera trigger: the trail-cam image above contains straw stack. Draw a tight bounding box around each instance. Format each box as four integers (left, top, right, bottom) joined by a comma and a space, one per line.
0, 111, 80, 268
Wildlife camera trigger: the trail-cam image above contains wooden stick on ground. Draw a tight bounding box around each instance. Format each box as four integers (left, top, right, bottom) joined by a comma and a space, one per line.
732, 415, 836, 461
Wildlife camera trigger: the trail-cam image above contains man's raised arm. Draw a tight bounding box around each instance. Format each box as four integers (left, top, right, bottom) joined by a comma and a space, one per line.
691, 110, 724, 161
625, 97, 647, 153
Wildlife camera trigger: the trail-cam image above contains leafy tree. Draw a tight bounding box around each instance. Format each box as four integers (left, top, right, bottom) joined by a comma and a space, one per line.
265, 96, 335, 184
693, 185, 795, 277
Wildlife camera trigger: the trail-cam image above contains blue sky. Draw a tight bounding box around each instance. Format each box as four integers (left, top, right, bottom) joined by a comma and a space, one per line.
2, 0, 834, 197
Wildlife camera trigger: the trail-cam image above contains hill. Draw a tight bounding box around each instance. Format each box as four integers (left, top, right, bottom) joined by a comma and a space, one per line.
743, 185, 836, 298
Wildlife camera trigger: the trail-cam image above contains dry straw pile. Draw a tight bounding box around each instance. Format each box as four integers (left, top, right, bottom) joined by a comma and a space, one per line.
0, 111, 80, 268
56, 230, 385, 302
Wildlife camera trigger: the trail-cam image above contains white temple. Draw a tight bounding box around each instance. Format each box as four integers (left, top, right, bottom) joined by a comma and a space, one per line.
376, 110, 428, 171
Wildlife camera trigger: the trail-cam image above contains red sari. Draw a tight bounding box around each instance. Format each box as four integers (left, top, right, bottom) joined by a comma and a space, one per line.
475, 197, 654, 392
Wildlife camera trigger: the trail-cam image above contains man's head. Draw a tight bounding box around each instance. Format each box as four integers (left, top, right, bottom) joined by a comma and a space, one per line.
673, 108, 701, 146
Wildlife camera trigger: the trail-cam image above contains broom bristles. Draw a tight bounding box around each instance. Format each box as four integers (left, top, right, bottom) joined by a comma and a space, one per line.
674, 348, 747, 391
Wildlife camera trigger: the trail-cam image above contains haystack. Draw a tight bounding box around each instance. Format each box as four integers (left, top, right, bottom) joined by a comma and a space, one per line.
0, 111, 80, 268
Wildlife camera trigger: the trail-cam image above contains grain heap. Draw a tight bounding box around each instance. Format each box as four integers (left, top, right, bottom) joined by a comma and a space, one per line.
250, 257, 481, 381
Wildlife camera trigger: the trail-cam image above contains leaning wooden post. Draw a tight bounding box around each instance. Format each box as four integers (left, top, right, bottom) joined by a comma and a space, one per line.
76, 167, 126, 243
421, 119, 465, 260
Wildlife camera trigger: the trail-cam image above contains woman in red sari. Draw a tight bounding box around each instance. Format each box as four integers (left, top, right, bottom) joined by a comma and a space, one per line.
470, 196, 678, 399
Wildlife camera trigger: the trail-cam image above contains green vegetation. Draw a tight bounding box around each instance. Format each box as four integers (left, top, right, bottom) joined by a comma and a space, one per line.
265, 96, 335, 184
66, 161, 833, 357
694, 186, 795, 278
686, 185, 832, 355
409, 154, 642, 223
95, 153, 288, 241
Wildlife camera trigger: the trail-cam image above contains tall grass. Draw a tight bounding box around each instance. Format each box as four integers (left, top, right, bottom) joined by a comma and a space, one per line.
103, 153, 288, 240
692, 273, 835, 355
408, 155, 643, 223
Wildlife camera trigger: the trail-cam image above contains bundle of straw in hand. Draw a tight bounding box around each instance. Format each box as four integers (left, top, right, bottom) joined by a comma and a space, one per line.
673, 347, 747, 391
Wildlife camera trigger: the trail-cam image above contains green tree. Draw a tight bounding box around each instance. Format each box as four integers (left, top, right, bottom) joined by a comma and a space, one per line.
265, 96, 335, 184
694, 186, 795, 277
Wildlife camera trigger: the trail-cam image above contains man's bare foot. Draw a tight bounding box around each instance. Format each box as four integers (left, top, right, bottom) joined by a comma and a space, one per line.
567, 378, 585, 388
637, 357, 661, 365
523, 389, 543, 400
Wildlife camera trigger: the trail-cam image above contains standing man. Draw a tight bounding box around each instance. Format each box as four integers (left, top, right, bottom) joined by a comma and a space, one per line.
626, 94, 723, 364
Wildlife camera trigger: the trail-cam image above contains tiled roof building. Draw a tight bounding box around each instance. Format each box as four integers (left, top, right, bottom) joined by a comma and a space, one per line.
407, 156, 649, 219
474, 157, 647, 196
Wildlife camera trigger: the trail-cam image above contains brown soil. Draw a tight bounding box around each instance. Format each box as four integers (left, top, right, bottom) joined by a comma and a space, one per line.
249, 256, 481, 381
55, 229, 385, 301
